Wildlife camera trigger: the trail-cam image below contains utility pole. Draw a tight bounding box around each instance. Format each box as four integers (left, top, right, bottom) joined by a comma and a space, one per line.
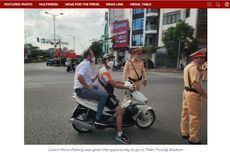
45, 11, 64, 59
69, 34, 79, 53
177, 40, 181, 70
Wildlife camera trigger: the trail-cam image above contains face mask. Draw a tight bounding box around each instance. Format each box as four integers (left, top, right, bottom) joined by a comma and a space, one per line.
107, 61, 114, 69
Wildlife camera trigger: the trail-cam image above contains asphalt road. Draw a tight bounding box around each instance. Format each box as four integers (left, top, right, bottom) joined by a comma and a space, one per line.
24, 62, 207, 144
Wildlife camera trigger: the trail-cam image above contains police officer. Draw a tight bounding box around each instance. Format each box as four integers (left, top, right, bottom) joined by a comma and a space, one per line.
180, 48, 207, 144
123, 48, 147, 91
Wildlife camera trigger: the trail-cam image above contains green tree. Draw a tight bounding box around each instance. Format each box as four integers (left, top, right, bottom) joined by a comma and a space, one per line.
89, 39, 103, 64
25, 43, 50, 62
162, 20, 198, 65
25, 44, 40, 60
142, 45, 157, 60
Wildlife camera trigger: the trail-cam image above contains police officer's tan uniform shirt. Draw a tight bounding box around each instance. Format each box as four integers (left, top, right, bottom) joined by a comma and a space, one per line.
123, 59, 147, 81
184, 62, 202, 88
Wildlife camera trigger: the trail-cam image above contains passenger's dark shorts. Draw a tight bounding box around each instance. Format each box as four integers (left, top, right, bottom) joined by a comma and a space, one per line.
105, 95, 119, 110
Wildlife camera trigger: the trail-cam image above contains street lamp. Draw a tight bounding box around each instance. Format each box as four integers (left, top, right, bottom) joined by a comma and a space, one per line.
69, 34, 79, 52
44, 11, 64, 54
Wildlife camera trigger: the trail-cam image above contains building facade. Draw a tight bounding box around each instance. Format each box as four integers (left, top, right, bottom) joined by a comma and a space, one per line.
130, 8, 160, 67
130, 8, 160, 48
108, 9, 131, 63
107, 8, 207, 68
108, 8, 160, 65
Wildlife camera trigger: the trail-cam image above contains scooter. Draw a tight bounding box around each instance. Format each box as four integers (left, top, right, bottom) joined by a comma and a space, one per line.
65, 62, 75, 72
69, 81, 155, 133
112, 61, 122, 71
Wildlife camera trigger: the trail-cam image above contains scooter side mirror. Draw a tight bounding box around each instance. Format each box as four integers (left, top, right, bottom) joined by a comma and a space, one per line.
124, 81, 136, 92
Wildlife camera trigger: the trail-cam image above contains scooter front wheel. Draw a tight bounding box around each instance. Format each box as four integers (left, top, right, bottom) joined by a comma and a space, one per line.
136, 110, 155, 129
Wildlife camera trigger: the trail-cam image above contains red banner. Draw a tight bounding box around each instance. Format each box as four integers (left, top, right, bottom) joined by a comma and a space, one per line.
0, 1, 230, 8
111, 20, 129, 48
67, 52, 77, 59
60, 50, 77, 59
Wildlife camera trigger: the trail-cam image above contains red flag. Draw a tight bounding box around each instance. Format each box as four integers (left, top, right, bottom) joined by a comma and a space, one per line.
55, 48, 59, 58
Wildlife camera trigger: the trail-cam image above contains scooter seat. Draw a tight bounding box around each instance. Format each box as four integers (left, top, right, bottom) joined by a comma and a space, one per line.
74, 94, 98, 103
73, 94, 113, 115
72, 93, 98, 101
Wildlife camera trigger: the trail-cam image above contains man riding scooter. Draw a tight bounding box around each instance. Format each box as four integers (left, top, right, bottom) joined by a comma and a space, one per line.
97, 53, 134, 143
74, 48, 109, 125
65, 58, 75, 72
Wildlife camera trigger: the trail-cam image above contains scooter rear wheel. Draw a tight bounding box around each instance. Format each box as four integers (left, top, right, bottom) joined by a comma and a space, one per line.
136, 110, 155, 129
71, 113, 93, 133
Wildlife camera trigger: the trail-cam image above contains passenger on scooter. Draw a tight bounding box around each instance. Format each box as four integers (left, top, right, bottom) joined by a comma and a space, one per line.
97, 53, 134, 144
74, 48, 109, 126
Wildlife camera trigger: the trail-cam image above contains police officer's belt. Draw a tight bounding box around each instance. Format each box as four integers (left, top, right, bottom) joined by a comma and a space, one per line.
184, 87, 199, 94
128, 60, 142, 82
128, 76, 142, 82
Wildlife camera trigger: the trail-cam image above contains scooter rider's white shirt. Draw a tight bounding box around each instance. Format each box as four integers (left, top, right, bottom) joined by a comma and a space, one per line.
74, 59, 92, 89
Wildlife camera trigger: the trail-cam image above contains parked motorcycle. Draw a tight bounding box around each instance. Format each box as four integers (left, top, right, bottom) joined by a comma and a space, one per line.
112, 61, 122, 71
65, 61, 75, 72
69, 81, 155, 133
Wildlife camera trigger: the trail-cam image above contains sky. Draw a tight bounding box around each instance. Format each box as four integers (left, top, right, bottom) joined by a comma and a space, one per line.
24, 9, 107, 54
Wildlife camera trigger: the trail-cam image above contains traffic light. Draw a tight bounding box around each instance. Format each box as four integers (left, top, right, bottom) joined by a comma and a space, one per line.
37, 37, 39, 42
